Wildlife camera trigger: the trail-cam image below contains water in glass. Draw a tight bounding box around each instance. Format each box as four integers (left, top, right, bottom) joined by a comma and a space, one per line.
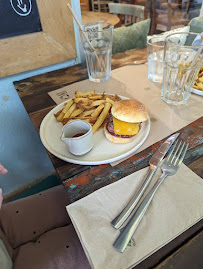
84, 40, 111, 82
148, 49, 164, 83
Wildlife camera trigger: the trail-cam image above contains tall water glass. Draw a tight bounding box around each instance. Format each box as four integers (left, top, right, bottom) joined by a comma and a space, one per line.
162, 32, 203, 105
80, 22, 114, 83
147, 36, 165, 83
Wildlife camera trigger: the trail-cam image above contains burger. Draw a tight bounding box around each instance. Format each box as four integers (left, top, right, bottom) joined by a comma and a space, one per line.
104, 99, 148, 144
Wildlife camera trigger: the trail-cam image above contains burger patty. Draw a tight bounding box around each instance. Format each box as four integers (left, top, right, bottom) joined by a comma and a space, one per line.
106, 114, 141, 138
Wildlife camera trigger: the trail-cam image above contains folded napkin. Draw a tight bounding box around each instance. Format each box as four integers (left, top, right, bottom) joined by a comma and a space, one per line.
66, 164, 203, 269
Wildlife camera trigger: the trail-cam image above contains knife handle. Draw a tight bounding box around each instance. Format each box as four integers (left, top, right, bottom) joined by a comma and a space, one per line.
113, 172, 167, 253
111, 167, 157, 230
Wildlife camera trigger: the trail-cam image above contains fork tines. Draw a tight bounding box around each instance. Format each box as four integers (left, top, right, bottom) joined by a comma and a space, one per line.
166, 140, 189, 166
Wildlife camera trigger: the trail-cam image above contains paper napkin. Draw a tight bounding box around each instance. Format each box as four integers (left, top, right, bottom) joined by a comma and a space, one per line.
66, 164, 203, 269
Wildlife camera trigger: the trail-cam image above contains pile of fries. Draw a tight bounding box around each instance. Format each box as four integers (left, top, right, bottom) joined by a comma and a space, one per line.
193, 66, 203, 91
175, 62, 203, 92
54, 90, 121, 134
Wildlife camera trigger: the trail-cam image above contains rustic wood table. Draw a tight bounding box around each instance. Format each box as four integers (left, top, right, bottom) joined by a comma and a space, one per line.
81, 11, 120, 27
14, 47, 203, 269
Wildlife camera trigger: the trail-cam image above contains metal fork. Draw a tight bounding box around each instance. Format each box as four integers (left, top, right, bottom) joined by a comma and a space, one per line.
113, 140, 189, 253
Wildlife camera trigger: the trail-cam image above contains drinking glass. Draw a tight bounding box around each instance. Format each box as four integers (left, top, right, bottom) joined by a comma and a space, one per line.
147, 36, 165, 83
161, 32, 203, 105
80, 22, 114, 83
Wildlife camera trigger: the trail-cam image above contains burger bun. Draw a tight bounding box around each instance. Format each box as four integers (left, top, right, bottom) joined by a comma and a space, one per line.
111, 99, 148, 123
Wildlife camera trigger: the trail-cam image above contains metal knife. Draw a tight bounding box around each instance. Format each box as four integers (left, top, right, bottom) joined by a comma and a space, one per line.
111, 133, 180, 230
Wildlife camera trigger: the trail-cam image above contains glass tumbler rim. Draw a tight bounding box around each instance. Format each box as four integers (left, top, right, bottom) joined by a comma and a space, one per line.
80, 21, 114, 33
164, 31, 203, 48
147, 36, 165, 48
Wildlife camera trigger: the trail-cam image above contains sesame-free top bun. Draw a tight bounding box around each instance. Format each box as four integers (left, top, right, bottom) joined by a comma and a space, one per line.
111, 99, 148, 123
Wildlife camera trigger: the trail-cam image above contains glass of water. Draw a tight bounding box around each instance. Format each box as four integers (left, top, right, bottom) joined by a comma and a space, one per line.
80, 22, 114, 83
147, 36, 165, 83
162, 32, 203, 105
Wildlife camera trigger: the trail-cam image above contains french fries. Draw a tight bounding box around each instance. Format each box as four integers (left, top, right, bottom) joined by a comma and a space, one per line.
62, 99, 73, 114
75, 90, 96, 97
175, 63, 203, 92
92, 102, 111, 134
193, 66, 203, 91
54, 90, 119, 133
91, 103, 105, 118
64, 103, 77, 118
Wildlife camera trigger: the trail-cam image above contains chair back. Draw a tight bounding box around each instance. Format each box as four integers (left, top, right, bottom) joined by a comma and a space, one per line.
91, 0, 111, 12
108, 3, 145, 26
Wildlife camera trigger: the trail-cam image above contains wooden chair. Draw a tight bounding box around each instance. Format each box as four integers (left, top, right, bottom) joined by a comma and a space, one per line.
108, 3, 145, 26
80, 0, 90, 11
91, 0, 112, 12
131, 0, 149, 19
150, 0, 189, 34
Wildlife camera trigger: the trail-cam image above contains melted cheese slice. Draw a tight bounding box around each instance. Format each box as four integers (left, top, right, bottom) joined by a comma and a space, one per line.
113, 116, 140, 135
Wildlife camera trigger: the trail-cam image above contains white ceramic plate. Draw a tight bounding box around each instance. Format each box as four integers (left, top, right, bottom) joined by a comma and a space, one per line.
39, 96, 150, 165
191, 87, 203, 96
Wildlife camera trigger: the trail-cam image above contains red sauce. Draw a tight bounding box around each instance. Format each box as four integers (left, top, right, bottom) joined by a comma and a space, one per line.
72, 133, 86, 138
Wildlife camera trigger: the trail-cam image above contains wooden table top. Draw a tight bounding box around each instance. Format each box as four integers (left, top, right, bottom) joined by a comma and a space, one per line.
13, 47, 203, 269
81, 11, 120, 27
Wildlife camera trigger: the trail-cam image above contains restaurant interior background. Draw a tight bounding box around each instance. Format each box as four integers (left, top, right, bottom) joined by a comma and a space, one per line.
1, 0, 202, 201
81, 0, 202, 32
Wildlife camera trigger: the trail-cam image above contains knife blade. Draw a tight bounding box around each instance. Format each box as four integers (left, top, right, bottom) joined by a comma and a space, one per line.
111, 133, 180, 230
